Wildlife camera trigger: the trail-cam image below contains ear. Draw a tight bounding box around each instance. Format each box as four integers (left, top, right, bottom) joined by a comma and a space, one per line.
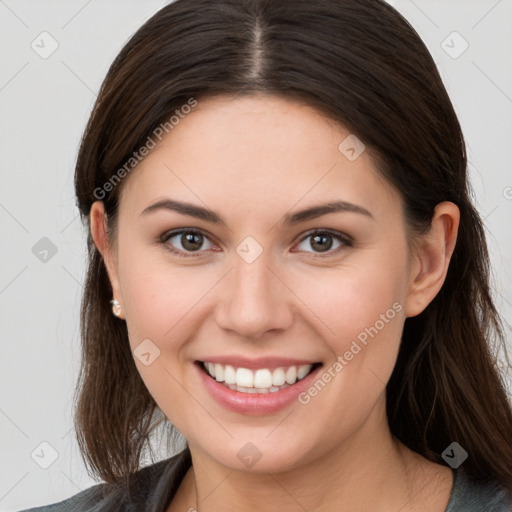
404, 201, 460, 318
89, 201, 125, 320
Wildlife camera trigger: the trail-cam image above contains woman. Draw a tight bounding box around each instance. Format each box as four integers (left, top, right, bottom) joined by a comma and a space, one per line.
22, 0, 512, 510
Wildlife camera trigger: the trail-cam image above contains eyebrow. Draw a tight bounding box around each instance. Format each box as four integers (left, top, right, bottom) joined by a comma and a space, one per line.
140, 198, 373, 225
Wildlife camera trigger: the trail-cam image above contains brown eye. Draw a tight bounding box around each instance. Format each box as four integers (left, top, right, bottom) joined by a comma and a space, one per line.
294, 230, 352, 256
309, 233, 334, 252
161, 229, 215, 257
179, 232, 204, 251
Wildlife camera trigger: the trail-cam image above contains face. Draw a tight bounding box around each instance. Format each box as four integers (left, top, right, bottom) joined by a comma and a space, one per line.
95, 94, 419, 473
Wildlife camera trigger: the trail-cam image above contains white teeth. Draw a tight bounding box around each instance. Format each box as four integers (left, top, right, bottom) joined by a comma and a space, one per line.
226, 383, 291, 393
214, 363, 224, 382
203, 362, 316, 391
272, 368, 286, 386
285, 366, 297, 384
297, 365, 312, 380
254, 369, 273, 388
224, 365, 236, 385
236, 368, 254, 387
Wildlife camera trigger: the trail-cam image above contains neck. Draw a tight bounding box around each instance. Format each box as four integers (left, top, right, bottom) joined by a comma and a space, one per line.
176, 400, 444, 511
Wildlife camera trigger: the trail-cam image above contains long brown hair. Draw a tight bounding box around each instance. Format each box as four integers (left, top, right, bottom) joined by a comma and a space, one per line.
73, 0, 512, 496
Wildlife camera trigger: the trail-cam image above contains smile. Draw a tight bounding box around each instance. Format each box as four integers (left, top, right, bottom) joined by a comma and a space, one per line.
194, 356, 325, 415
200, 361, 321, 393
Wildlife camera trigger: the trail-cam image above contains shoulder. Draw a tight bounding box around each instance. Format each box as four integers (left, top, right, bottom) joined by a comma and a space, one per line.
17, 448, 192, 512
445, 467, 512, 512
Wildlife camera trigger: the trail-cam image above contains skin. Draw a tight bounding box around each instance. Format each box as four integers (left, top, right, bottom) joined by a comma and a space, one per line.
90, 94, 459, 511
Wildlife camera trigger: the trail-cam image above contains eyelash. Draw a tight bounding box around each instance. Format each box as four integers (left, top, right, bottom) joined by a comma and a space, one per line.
159, 228, 353, 259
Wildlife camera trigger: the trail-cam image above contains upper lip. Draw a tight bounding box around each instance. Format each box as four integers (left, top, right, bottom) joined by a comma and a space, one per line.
197, 356, 321, 370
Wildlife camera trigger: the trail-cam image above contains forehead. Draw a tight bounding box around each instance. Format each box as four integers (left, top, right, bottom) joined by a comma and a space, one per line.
118, 94, 400, 223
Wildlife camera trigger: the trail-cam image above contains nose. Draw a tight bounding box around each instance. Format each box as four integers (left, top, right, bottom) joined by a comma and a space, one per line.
215, 251, 294, 340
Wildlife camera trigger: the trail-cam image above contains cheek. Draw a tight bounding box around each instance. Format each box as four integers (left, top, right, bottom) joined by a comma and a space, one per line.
292, 254, 407, 347
117, 251, 214, 430
119, 258, 212, 349
115, 223, 211, 337
287, 246, 408, 409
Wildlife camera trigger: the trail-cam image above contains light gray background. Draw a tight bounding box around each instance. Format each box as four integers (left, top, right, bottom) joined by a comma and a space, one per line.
1, 0, 511, 510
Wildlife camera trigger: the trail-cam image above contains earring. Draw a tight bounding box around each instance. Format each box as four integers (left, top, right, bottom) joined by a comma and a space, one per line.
110, 298, 122, 317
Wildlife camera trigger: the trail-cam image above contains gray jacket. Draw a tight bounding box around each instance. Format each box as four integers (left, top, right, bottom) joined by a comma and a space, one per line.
17, 448, 512, 511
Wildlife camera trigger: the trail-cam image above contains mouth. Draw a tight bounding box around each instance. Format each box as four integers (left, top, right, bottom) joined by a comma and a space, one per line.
196, 360, 323, 394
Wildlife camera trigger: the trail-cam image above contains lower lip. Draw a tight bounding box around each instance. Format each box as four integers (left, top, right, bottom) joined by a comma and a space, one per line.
195, 362, 323, 415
